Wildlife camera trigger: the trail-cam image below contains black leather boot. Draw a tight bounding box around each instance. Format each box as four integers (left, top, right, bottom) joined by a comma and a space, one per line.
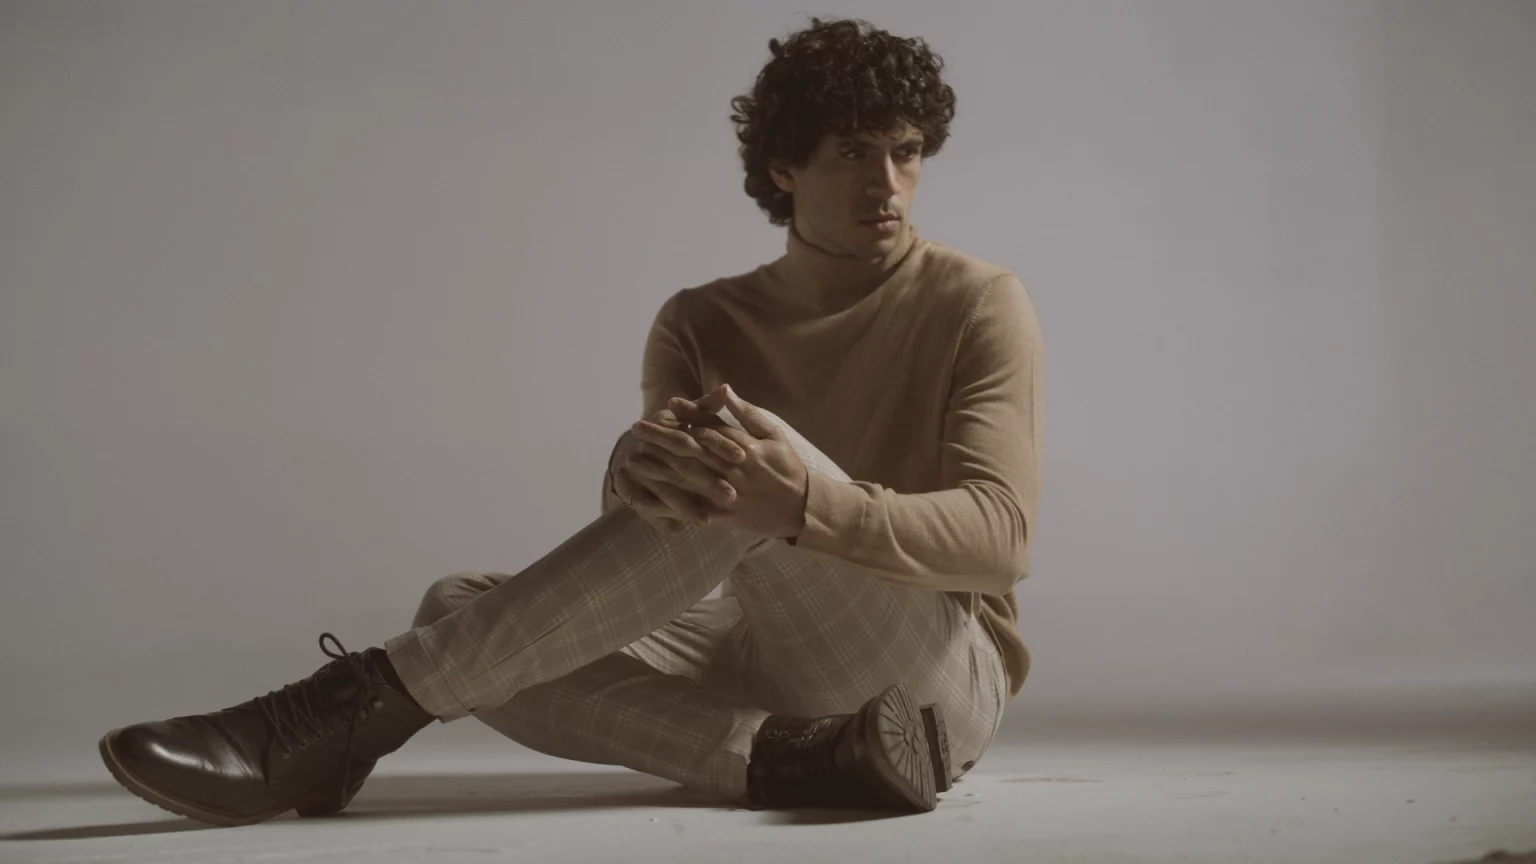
99, 633, 433, 826
745, 683, 952, 813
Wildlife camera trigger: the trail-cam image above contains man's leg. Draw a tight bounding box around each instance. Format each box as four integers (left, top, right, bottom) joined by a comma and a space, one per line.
99, 483, 778, 825
718, 407, 1010, 784
381, 504, 770, 722
727, 544, 1007, 784
100, 404, 988, 821
409, 571, 769, 803
418, 406, 1007, 798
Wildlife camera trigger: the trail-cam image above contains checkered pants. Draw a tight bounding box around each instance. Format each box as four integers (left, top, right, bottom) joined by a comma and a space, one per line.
384, 406, 1009, 804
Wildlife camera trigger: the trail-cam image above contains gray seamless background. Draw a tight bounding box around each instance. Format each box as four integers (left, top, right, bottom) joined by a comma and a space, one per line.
2, 0, 1532, 758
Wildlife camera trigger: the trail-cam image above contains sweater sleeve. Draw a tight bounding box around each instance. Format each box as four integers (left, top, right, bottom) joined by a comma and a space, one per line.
790, 274, 1044, 596
602, 292, 704, 514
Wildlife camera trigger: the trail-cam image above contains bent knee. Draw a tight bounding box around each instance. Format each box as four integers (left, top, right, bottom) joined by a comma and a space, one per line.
412, 570, 501, 628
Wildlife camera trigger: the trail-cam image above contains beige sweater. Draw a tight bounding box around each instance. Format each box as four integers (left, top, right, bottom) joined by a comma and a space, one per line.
603, 221, 1043, 701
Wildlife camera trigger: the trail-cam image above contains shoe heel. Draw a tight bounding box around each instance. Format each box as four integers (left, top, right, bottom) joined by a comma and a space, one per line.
294, 779, 364, 818
294, 790, 346, 818
919, 703, 953, 793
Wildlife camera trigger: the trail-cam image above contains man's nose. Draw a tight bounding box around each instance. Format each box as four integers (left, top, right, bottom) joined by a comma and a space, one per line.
868, 156, 901, 197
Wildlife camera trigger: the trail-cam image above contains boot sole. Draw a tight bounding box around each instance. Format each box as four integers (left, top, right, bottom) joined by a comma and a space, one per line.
860, 684, 939, 812
98, 728, 359, 827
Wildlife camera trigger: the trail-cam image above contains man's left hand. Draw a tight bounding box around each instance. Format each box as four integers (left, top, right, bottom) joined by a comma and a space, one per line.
632, 384, 809, 541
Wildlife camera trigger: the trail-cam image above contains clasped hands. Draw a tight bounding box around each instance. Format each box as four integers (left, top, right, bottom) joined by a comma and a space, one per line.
609, 384, 808, 540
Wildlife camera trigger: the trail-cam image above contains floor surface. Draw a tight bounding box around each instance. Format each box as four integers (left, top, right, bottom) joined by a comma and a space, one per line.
2, 724, 1533, 864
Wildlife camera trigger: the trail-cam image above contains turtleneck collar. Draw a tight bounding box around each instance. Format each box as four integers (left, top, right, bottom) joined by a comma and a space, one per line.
770, 218, 921, 313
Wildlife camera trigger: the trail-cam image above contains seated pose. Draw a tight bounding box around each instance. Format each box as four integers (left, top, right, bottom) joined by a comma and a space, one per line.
98, 16, 1043, 825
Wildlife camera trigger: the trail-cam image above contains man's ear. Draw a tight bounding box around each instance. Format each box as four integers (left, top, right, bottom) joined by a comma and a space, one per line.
769, 161, 795, 194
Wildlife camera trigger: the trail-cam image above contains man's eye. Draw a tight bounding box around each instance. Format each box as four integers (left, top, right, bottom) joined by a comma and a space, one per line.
845, 150, 920, 161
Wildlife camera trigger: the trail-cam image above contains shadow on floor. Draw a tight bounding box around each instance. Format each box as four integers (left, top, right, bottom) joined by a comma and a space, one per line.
1, 817, 213, 841
0, 770, 901, 840
1438, 852, 1536, 864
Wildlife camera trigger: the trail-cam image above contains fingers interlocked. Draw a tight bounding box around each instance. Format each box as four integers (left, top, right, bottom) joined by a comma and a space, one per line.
613, 408, 740, 531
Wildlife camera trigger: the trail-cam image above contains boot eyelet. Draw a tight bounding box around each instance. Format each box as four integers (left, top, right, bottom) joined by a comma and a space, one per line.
373, 699, 384, 709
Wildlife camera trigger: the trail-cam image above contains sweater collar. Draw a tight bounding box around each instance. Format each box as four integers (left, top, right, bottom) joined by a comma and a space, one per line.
773, 218, 920, 313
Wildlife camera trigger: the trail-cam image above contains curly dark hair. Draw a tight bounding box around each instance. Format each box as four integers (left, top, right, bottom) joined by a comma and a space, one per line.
729, 17, 958, 226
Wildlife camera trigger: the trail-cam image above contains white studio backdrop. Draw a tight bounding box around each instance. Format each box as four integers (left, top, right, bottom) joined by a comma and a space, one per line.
2, 0, 1532, 756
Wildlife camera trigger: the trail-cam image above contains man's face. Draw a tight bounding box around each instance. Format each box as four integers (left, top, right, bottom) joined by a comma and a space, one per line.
771, 123, 925, 258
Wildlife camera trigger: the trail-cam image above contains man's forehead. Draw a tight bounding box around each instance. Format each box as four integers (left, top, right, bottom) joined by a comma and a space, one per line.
839, 128, 924, 145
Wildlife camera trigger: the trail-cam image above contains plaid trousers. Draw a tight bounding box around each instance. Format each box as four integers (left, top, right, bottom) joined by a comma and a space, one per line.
383, 406, 1009, 803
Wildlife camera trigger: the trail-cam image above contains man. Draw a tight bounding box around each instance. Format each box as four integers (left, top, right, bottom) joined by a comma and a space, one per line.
97, 16, 1043, 824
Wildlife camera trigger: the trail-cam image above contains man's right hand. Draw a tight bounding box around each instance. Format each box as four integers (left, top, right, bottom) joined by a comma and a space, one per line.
610, 406, 745, 535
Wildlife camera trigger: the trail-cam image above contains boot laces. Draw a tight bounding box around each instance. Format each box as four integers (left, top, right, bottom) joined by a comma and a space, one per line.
755, 716, 856, 804
252, 632, 380, 809
784, 719, 844, 784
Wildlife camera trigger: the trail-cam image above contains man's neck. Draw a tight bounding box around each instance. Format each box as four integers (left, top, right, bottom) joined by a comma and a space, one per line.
775, 219, 919, 314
